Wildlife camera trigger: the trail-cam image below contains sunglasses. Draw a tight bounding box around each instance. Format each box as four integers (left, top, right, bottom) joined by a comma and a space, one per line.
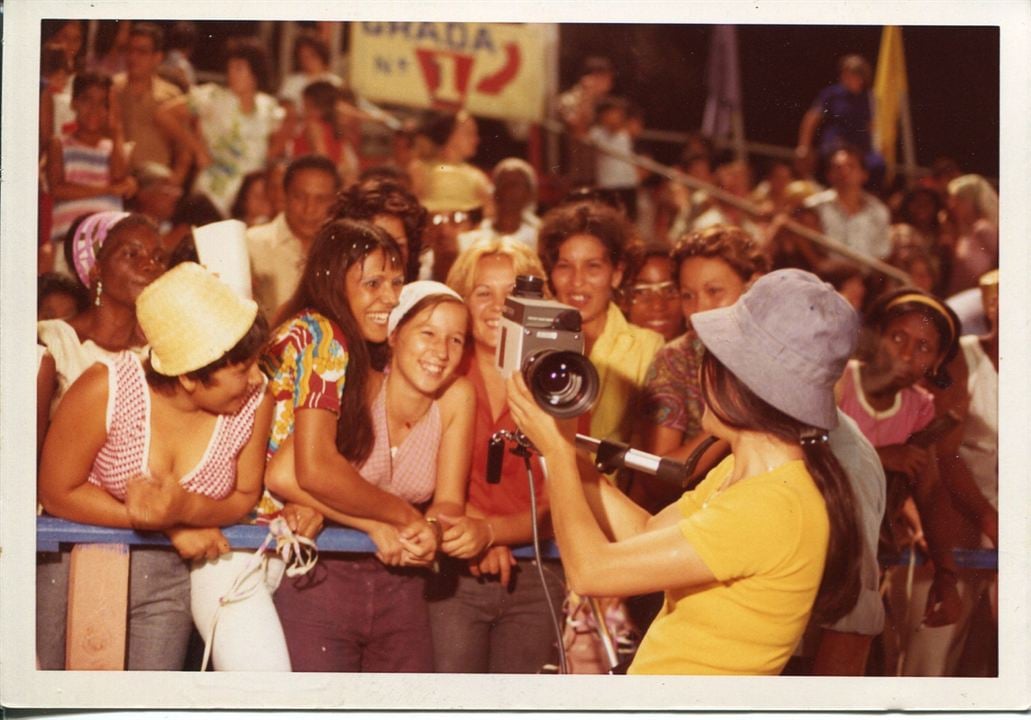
628, 280, 679, 304
430, 208, 483, 226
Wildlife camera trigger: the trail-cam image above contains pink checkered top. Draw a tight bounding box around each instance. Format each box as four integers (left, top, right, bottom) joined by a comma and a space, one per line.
357, 379, 440, 505
87, 352, 265, 501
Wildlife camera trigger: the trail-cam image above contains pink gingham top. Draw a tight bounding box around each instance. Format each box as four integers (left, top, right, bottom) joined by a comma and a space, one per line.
87, 352, 265, 501
359, 378, 440, 505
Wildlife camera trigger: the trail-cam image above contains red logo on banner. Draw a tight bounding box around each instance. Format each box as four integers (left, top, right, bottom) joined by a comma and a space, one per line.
415, 43, 521, 110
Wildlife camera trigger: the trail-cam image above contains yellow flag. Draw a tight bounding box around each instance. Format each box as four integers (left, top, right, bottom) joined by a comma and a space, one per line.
873, 26, 909, 184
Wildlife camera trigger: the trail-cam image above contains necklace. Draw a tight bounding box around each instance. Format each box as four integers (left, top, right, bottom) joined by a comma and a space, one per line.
384, 374, 431, 462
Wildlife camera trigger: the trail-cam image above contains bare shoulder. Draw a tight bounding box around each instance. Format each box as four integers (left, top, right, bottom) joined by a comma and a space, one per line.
52, 361, 112, 432
439, 376, 474, 416
66, 361, 112, 402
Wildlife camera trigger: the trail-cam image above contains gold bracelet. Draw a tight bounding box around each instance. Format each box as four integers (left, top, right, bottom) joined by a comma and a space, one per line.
485, 521, 495, 549
426, 516, 444, 544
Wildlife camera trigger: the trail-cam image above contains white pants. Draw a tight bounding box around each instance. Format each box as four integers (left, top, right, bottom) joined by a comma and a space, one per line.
190, 551, 291, 671
889, 562, 993, 676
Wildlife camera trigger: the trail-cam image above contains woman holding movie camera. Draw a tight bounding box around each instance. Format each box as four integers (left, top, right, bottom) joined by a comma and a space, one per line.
507, 269, 862, 674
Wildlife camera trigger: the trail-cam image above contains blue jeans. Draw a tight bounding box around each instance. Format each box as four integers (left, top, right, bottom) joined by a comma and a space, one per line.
36, 547, 192, 670
426, 558, 565, 673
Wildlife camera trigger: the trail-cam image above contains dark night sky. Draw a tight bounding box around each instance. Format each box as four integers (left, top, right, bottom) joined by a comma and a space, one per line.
558, 23, 999, 179
86, 20, 1000, 182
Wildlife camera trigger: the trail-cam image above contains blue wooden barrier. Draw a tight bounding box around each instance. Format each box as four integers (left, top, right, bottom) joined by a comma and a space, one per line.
37, 516, 995, 568
880, 547, 997, 571
36, 516, 561, 559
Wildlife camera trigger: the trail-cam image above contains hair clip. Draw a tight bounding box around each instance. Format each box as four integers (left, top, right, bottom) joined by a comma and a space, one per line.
800, 429, 829, 446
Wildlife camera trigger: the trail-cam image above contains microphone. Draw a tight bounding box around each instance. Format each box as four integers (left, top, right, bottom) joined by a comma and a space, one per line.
575, 433, 719, 489
486, 433, 506, 484
576, 434, 685, 487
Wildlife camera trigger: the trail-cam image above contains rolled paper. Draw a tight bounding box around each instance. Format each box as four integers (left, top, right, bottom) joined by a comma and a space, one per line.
192, 219, 253, 300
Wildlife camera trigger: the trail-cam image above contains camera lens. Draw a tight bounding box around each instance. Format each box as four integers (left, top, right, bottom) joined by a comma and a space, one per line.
523, 350, 599, 418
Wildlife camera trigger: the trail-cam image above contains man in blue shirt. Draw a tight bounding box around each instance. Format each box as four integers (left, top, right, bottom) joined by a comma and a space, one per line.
796, 55, 886, 190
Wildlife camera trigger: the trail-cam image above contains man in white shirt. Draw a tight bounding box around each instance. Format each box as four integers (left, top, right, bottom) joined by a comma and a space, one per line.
246, 155, 339, 321
804, 146, 890, 259
588, 96, 639, 219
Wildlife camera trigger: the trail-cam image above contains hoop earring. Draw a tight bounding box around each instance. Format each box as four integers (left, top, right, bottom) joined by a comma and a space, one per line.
94, 280, 103, 307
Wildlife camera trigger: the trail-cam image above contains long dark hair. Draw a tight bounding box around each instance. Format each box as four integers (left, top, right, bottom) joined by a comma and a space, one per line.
277, 219, 403, 464
700, 351, 861, 625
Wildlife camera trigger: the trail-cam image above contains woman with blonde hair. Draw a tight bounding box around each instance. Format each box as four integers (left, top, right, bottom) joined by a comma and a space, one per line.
944, 174, 998, 295
424, 236, 565, 673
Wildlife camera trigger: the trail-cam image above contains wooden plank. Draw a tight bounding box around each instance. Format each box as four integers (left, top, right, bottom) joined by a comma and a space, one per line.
66, 543, 129, 670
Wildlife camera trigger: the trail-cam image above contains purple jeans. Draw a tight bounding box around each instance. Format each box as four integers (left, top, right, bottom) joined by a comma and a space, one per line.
274, 555, 433, 672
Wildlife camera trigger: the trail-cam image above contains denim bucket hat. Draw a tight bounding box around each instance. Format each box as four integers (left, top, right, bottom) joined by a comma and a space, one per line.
691, 268, 859, 430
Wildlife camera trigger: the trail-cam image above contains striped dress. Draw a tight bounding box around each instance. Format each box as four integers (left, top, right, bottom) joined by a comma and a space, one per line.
87, 351, 266, 501
50, 134, 123, 244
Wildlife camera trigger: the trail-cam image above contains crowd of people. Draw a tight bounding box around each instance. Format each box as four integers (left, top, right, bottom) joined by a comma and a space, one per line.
34, 19, 999, 677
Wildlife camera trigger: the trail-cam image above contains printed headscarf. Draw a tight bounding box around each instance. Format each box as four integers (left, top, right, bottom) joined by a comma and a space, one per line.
70, 211, 130, 287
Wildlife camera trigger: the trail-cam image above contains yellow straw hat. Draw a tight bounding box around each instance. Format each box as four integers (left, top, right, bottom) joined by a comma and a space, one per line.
422, 164, 487, 213
136, 262, 258, 376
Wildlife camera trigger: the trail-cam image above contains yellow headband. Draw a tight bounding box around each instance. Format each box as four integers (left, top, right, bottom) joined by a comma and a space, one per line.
886, 293, 956, 345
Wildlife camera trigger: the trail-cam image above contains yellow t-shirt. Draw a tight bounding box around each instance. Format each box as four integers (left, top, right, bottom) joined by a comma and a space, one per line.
628, 456, 830, 675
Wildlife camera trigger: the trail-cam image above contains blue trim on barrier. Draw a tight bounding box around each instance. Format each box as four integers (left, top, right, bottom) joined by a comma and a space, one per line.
36, 516, 560, 559
36, 517, 995, 568
880, 547, 997, 571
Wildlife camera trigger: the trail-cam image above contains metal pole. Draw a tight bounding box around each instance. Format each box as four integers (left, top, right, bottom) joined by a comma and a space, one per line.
540, 118, 911, 283
586, 596, 621, 672
543, 24, 562, 176
278, 21, 297, 94
636, 127, 936, 181
899, 89, 919, 187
